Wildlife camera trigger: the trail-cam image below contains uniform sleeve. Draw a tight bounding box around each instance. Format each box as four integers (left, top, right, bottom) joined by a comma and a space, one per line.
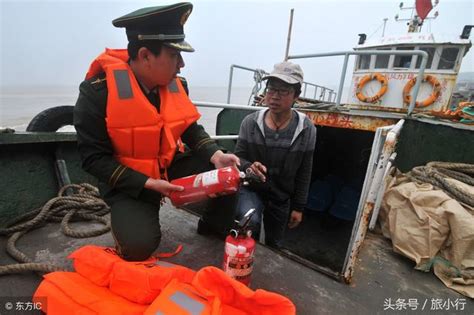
181, 122, 221, 163
290, 122, 317, 212
73, 79, 148, 198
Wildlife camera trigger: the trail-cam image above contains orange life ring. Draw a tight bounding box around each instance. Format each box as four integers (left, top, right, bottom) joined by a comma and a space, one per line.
403, 74, 441, 108
356, 73, 388, 103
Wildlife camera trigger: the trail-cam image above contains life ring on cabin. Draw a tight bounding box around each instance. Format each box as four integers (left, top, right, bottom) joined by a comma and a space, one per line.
403, 75, 441, 108
356, 73, 388, 103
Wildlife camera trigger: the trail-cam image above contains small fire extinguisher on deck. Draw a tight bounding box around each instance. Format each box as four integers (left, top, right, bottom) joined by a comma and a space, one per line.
223, 208, 256, 286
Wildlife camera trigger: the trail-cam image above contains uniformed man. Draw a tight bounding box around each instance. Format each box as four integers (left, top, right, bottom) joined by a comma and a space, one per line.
74, 2, 240, 261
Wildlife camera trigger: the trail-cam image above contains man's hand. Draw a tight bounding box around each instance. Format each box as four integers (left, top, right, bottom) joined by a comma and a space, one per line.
288, 210, 303, 229
210, 150, 240, 168
144, 178, 184, 197
248, 161, 267, 182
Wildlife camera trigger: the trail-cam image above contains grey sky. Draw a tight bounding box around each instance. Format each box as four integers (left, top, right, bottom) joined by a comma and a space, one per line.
1, 0, 473, 88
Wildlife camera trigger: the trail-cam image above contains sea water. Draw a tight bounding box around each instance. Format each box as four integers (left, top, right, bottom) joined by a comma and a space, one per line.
0, 85, 254, 134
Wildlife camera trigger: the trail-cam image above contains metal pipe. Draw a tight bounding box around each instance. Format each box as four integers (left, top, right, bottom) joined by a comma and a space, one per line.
407, 56, 427, 115
336, 53, 350, 105
288, 49, 428, 59
369, 152, 397, 230
231, 64, 262, 72
192, 101, 263, 111
227, 64, 263, 104
227, 65, 234, 104
284, 9, 294, 61
210, 135, 239, 140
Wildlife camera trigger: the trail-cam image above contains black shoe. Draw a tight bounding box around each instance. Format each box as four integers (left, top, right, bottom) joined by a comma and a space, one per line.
197, 218, 213, 235
197, 219, 228, 241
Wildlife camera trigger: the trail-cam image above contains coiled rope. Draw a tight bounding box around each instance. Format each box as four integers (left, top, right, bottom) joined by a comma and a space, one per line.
0, 183, 110, 275
409, 162, 474, 207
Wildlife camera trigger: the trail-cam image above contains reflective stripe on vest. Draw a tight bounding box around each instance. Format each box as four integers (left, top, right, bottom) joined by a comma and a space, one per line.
169, 291, 206, 314
114, 69, 133, 99
155, 260, 179, 268
85, 49, 201, 179
144, 280, 210, 315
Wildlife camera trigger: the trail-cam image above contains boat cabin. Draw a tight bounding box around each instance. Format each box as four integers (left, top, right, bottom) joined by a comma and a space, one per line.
349, 27, 472, 112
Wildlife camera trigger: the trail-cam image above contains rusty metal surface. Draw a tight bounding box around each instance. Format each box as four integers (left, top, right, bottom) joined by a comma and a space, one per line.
343, 201, 375, 283
343, 121, 402, 283
301, 110, 398, 131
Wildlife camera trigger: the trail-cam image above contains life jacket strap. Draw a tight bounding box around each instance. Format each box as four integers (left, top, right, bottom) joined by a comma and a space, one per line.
154, 244, 183, 259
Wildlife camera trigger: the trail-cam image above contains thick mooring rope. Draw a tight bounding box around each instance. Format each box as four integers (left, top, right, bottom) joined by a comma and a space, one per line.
409, 162, 474, 207
0, 183, 110, 275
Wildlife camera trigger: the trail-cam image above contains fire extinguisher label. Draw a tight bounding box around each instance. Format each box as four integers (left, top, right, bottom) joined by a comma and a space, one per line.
192, 174, 203, 188
201, 169, 219, 186
224, 256, 253, 280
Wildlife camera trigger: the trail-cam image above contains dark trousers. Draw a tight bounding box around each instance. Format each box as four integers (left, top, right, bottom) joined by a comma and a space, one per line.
235, 187, 290, 248
101, 151, 236, 261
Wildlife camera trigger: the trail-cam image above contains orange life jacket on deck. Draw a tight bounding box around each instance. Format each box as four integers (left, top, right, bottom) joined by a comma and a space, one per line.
144, 267, 296, 315
33, 272, 148, 315
39, 246, 295, 314
68, 245, 195, 304
85, 48, 201, 179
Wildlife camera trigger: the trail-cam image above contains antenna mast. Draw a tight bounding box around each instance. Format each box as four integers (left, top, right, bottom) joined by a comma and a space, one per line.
382, 18, 389, 37
284, 9, 294, 61
395, 0, 439, 33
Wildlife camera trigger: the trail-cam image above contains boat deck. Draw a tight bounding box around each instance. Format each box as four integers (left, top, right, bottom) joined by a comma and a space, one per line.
0, 204, 471, 315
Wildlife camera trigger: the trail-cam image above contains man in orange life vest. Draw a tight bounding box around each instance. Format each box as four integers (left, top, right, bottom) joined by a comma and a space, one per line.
73, 2, 240, 261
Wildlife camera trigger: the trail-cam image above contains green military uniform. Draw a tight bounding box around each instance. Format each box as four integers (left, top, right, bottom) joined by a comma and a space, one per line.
74, 3, 235, 261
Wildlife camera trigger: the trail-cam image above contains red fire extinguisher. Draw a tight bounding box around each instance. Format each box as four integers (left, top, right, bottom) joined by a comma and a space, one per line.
168, 166, 246, 207
223, 208, 257, 286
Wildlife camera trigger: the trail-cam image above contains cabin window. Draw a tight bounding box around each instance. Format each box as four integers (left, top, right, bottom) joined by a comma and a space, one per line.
393, 46, 414, 68
358, 54, 370, 70
415, 47, 435, 69
374, 48, 391, 69
437, 47, 459, 70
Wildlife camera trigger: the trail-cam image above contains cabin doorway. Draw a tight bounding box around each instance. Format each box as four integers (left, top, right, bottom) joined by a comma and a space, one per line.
215, 108, 378, 279
280, 126, 375, 277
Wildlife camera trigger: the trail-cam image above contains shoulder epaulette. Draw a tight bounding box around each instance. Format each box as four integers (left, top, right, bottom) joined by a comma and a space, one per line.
91, 77, 107, 85
87, 73, 107, 91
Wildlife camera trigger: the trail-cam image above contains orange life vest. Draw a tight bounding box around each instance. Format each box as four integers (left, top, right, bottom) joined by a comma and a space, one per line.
192, 266, 296, 315
33, 272, 148, 315
145, 267, 296, 315
38, 246, 296, 315
68, 245, 195, 304
85, 48, 201, 179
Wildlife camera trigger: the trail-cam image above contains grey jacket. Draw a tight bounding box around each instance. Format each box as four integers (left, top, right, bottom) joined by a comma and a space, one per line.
234, 108, 317, 211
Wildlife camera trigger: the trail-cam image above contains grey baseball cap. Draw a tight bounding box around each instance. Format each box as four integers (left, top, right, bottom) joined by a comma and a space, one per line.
263, 61, 304, 85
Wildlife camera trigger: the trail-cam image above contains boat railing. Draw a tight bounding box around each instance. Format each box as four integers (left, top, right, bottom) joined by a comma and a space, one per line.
193, 101, 261, 141
226, 64, 337, 105
287, 50, 429, 115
